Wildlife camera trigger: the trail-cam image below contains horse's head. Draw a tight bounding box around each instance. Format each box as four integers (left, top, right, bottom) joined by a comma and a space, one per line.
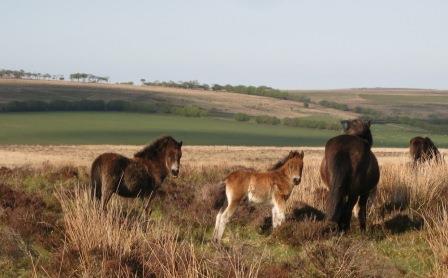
341, 119, 373, 147
283, 151, 304, 186
164, 139, 183, 177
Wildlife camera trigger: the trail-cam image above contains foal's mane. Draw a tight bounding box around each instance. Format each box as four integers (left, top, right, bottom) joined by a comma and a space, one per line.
269, 151, 300, 170
134, 136, 178, 158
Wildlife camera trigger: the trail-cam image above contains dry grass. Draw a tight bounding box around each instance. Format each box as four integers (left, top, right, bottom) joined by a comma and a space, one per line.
1, 147, 448, 277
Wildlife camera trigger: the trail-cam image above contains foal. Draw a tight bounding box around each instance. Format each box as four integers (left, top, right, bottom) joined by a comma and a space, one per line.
91, 136, 182, 209
212, 151, 304, 243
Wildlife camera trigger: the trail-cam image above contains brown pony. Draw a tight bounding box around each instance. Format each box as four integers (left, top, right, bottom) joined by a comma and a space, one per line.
320, 119, 379, 232
90, 136, 182, 209
212, 151, 304, 242
410, 136, 442, 165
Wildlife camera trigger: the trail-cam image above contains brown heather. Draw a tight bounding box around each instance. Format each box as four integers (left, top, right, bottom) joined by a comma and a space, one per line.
1, 147, 448, 277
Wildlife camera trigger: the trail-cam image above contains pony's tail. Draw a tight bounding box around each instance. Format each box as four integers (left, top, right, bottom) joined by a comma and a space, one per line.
90, 157, 102, 201
426, 137, 442, 163
213, 181, 227, 212
327, 153, 351, 223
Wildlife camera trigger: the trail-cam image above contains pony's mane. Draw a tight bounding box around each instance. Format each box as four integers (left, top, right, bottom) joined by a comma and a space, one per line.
134, 136, 177, 158
269, 151, 300, 170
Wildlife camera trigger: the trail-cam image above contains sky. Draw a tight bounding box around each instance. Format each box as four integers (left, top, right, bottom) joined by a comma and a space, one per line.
1, 0, 448, 89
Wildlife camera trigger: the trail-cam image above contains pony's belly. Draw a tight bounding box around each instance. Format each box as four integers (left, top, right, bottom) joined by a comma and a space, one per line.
247, 191, 270, 204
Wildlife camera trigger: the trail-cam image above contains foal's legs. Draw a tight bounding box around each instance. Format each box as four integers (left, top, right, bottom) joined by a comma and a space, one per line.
212, 200, 240, 242
272, 194, 287, 228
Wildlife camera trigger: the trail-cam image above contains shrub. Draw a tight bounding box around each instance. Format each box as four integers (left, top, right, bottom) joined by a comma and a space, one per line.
234, 113, 251, 122
282, 117, 340, 130
106, 100, 130, 111
173, 105, 208, 117
318, 100, 349, 111
255, 115, 281, 125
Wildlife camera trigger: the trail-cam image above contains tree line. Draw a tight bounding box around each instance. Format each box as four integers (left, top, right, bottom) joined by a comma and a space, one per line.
69, 73, 109, 83
0, 68, 109, 83
0, 69, 64, 80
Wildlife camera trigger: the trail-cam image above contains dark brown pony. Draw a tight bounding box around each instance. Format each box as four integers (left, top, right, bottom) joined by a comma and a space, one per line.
90, 136, 182, 209
320, 119, 379, 232
410, 136, 442, 165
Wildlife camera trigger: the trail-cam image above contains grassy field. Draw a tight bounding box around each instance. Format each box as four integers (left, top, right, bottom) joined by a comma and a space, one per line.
1, 112, 448, 147
1, 148, 448, 277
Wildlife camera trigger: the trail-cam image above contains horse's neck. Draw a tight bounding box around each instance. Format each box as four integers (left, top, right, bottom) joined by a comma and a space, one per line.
137, 155, 168, 183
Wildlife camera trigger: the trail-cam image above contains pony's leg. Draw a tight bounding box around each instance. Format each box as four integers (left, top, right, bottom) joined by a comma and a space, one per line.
212, 210, 223, 241
142, 190, 156, 214
353, 202, 360, 219
213, 200, 239, 242
339, 194, 357, 232
271, 206, 278, 228
358, 193, 369, 232
101, 189, 113, 210
272, 194, 286, 228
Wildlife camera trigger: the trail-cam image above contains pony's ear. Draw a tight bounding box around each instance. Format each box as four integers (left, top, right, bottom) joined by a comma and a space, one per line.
299, 150, 304, 158
341, 120, 350, 131
178, 141, 183, 147
366, 120, 371, 128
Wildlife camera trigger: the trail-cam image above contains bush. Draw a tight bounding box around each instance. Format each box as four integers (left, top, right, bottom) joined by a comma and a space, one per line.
255, 115, 281, 125
318, 100, 349, 111
5, 100, 48, 112
283, 117, 340, 130
173, 105, 208, 117
234, 113, 250, 122
127, 102, 158, 113
106, 100, 130, 111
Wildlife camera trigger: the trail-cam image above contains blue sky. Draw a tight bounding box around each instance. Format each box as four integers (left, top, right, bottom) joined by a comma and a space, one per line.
1, 0, 447, 89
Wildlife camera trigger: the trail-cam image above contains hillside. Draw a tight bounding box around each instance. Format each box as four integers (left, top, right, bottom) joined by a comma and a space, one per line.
291, 88, 448, 119
1, 80, 448, 147
0, 79, 355, 119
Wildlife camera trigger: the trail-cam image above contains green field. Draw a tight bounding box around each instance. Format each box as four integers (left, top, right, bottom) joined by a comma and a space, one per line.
1, 112, 447, 147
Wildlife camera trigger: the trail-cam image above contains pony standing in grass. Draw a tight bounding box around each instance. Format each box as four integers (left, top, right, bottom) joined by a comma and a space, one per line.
212, 151, 304, 243
320, 119, 379, 232
409, 136, 442, 166
90, 136, 182, 209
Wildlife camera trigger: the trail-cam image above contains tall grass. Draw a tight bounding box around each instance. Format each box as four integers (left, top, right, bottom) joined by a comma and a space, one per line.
3, 151, 448, 277
57, 188, 264, 277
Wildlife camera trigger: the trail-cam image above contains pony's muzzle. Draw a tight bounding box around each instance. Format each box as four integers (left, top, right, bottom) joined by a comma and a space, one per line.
293, 177, 301, 185
171, 169, 179, 177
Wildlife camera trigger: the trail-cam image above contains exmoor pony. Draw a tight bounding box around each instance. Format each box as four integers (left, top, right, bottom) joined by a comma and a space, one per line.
212, 151, 304, 243
410, 136, 442, 165
90, 136, 182, 209
320, 119, 379, 232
